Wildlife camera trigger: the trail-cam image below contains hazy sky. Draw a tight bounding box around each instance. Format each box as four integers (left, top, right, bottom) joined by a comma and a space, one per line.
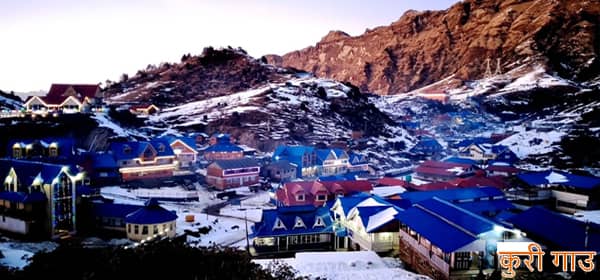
1, 0, 457, 92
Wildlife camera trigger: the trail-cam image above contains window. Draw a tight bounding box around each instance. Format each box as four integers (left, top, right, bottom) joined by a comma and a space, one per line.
293, 216, 306, 229
142, 226, 148, 234
49, 147, 58, 157
170, 223, 174, 230
316, 194, 326, 201
127, 224, 131, 233
154, 225, 158, 234
296, 193, 305, 201
158, 144, 166, 152
313, 216, 325, 228
13, 148, 21, 159
272, 218, 287, 230
134, 225, 139, 234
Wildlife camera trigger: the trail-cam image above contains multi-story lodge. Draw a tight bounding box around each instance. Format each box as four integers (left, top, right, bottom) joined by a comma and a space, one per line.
395, 197, 522, 280
0, 159, 86, 238
157, 136, 199, 169
251, 205, 334, 256
514, 170, 600, 214
9, 138, 76, 162
206, 158, 260, 190
109, 141, 177, 182
273, 145, 317, 178
202, 134, 244, 161
274, 180, 373, 207
330, 194, 402, 253
273, 145, 368, 178
24, 84, 103, 114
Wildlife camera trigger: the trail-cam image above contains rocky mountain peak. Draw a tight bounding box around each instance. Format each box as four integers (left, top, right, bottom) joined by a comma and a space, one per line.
266, 0, 600, 95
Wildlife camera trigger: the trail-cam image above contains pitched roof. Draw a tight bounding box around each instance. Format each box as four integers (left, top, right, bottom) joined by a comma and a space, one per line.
110, 140, 174, 161
91, 153, 118, 169
448, 174, 508, 189
509, 206, 600, 251
517, 170, 600, 190
0, 191, 46, 203
125, 198, 177, 224
395, 197, 500, 252
41, 84, 100, 105
157, 135, 197, 152
210, 158, 260, 170
348, 152, 368, 165
276, 180, 373, 207
415, 160, 475, 178
203, 142, 243, 153
399, 186, 505, 205
444, 157, 478, 165
252, 205, 333, 237
8, 137, 76, 159
485, 164, 521, 175
0, 159, 77, 187
409, 181, 457, 191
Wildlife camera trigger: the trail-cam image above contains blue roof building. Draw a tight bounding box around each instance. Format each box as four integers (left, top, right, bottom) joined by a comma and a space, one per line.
8, 137, 76, 163
517, 170, 600, 213
109, 140, 177, 182
251, 205, 335, 256
409, 137, 444, 157
330, 194, 404, 252
394, 197, 521, 278
273, 145, 317, 178
0, 159, 85, 238
509, 206, 600, 252
124, 198, 178, 241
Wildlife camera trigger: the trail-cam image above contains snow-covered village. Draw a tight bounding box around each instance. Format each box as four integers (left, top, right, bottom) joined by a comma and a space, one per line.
1, 1, 600, 279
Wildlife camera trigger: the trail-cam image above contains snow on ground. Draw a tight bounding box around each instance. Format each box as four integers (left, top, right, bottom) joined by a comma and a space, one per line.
178, 211, 252, 249
219, 191, 273, 222
92, 113, 145, 138
573, 210, 600, 225
497, 129, 566, 159
150, 86, 269, 124
0, 240, 58, 269
254, 251, 430, 280
100, 186, 274, 248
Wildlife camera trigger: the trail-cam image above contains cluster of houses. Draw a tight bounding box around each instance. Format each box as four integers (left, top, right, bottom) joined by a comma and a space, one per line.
13, 83, 161, 117
249, 134, 600, 279
251, 168, 600, 279
3, 83, 600, 278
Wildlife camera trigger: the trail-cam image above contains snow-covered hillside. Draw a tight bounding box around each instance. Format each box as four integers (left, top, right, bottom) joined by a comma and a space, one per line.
148, 76, 414, 150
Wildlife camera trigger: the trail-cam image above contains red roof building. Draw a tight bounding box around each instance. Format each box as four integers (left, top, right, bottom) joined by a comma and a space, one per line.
414, 160, 476, 182
129, 104, 160, 115
486, 165, 521, 177
24, 84, 102, 114
448, 171, 508, 189
275, 180, 373, 207
408, 181, 457, 191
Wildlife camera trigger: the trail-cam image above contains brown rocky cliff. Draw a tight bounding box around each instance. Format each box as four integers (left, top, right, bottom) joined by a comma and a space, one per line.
268, 0, 600, 95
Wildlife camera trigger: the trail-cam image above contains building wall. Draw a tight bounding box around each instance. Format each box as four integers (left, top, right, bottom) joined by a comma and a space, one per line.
121, 168, 174, 181
0, 215, 31, 235
251, 233, 334, 256
552, 190, 590, 214
126, 221, 176, 241
204, 151, 244, 161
